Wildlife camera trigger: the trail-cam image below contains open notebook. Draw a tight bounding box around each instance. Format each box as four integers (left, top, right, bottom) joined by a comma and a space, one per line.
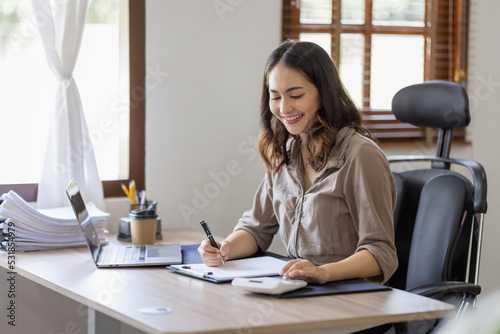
168, 255, 287, 283
167, 256, 287, 283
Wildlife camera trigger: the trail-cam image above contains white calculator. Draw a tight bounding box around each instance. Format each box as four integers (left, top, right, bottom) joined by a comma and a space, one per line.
231, 277, 307, 295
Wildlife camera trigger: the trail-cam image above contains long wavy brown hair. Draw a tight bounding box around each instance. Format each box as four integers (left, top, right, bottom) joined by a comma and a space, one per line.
258, 40, 372, 173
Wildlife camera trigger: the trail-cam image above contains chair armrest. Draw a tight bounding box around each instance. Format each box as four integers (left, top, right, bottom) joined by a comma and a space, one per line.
407, 281, 481, 298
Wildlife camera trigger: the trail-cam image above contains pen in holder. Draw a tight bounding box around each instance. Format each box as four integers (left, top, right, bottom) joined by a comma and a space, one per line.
131, 200, 157, 212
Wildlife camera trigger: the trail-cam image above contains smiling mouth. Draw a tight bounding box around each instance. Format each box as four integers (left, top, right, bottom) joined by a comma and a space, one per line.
281, 114, 304, 124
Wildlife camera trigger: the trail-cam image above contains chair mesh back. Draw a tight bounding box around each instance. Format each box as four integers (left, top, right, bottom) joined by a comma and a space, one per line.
406, 174, 467, 290
389, 170, 471, 290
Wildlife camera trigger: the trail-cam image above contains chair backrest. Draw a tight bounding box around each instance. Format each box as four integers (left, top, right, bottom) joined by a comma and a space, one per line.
388, 81, 487, 291
389, 169, 472, 290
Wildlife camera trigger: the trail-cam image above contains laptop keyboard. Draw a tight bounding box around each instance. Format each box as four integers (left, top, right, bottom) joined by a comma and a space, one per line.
100, 246, 146, 265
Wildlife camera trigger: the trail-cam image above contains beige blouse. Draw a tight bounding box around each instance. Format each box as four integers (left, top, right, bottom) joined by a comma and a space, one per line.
234, 127, 398, 283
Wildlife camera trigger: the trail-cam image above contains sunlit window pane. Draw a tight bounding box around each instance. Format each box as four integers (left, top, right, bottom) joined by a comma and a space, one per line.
370, 34, 424, 109
0, 1, 53, 184
0, 0, 128, 184
300, 0, 332, 24
373, 0, 425, 27
339, 34, 364, 108
299, 33, 332, 57
77, 0, 129, 181
341, 0, 365, 25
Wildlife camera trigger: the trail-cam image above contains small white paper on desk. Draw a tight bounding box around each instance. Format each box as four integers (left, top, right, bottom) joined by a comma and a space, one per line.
170, 256, 288, 280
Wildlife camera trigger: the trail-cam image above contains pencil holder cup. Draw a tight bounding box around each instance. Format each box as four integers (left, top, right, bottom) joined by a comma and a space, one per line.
130, 200, 156, 212
129, 206, 158, 245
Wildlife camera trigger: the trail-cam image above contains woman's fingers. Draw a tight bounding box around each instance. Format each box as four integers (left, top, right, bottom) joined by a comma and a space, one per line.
198, 239, 228, 266
280, 259, 328, 284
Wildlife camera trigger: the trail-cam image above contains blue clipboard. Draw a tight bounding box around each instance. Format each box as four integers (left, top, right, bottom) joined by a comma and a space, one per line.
273, 278, 391, 298
167, 244, 285, 283
170, 245, 391, 297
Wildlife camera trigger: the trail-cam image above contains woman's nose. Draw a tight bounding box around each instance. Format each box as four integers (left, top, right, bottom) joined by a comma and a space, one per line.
280, 98, 292, 114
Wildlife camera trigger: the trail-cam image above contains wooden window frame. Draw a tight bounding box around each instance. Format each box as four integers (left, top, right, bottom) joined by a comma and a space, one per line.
0, 0, 145, 201
282, 0, 469, 144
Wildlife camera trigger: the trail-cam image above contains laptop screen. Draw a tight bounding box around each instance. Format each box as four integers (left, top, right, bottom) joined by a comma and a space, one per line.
66, 179, 101, 264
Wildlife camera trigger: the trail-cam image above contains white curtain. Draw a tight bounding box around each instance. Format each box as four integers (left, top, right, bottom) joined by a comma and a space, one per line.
32, 0, 104, 209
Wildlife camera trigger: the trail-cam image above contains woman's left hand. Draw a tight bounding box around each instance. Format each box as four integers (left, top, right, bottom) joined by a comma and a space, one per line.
280, 259, 329, 284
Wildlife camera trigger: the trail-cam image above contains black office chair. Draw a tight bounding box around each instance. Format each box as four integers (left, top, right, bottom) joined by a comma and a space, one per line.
380, 80, 488, 334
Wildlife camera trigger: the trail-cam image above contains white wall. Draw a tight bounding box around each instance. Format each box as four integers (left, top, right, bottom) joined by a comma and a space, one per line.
143, 0, 500, 295
465, 0, 500, 297
144, 0, 283, 250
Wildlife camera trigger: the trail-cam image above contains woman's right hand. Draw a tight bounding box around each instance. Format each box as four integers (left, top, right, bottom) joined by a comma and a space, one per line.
198, 239, 230, 267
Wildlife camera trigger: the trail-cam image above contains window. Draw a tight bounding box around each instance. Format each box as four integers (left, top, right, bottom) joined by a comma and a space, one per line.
282, 0, 469, 143
0, 0, 145, 200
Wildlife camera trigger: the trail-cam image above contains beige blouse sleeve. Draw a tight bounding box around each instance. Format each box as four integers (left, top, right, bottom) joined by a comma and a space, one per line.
233, 174, 279, 252
343, 142, 398, 283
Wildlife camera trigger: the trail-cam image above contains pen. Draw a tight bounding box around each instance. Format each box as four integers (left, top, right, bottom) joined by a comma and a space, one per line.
121, 183, 130, 198
129, 180, 139, 210
129, 180, 137, 202
178, 267, 213, 278
122, 183, 134, 203
146, 200, 157, 211
121, 181, 139, 209
140, 190, 147, 207
200, 220, 225, 264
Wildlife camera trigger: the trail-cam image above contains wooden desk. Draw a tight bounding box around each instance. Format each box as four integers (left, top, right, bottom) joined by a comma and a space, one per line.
0, 228, 454, 334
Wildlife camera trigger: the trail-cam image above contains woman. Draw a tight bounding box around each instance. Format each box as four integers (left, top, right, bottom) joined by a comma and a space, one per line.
198, 40, 398, 284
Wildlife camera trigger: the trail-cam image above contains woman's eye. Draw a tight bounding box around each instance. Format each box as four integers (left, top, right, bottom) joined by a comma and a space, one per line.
270, 96, 281, 101
291, 94, 303, 99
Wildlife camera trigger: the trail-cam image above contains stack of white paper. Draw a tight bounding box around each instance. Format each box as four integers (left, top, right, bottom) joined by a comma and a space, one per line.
0, 190, 109, 252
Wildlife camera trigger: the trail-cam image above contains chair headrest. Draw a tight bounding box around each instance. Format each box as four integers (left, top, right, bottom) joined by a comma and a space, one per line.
391, 80, 470, 129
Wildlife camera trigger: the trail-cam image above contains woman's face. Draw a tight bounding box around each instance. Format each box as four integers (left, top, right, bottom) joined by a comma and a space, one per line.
268, 63, 321, 139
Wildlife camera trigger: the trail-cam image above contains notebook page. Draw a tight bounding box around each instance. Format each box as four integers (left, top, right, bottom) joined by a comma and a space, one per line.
171, 256, 288, 280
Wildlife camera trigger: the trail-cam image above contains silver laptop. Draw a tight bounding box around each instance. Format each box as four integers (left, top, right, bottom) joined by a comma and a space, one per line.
65, 179, 182, 267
